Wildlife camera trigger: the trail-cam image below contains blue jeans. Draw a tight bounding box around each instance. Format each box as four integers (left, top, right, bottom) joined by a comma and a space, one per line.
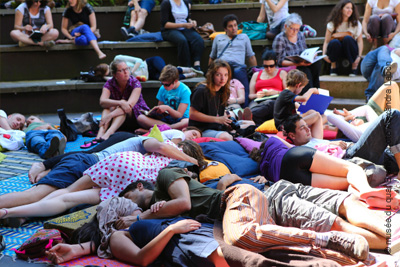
345, 110, 400, 173
26, 130, 65, 159
161, 28, 204, 67
228, 61, 250, 107
361, 46, 392, 99
72, 24, 97, 46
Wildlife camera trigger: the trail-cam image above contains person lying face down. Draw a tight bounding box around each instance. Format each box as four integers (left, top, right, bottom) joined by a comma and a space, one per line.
118, 167, 392, 264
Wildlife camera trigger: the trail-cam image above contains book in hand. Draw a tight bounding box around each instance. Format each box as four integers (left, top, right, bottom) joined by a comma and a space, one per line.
297, 89, 333, 115
29, 30, 43, 40
140, 107, 169, 120
285, 47, 326, 64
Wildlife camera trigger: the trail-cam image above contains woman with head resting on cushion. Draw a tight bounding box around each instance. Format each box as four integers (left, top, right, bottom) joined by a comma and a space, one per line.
44, 196, 228, 266
249, 134, 400, 210
0, 139, 204, 221
10, 0, 59, 47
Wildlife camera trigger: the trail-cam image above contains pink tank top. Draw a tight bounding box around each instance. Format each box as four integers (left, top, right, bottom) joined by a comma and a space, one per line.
255, 69, 284, 93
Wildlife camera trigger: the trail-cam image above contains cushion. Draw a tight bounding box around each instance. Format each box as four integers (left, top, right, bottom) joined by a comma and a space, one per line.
255, 119, 278, 134
200, 141, 259, 178
193, 137, 226, 143
235, 137, 261, 153
147, 124, 163, 142
200, 159, 231, 183
43, 205, 97, 237
210, 29, 242, 40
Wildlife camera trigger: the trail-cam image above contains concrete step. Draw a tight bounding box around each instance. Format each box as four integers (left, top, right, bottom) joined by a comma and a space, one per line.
320, 75, 368, 99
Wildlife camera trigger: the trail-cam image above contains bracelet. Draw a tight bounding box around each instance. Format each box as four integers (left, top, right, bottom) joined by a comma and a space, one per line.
137, 214, 140, 221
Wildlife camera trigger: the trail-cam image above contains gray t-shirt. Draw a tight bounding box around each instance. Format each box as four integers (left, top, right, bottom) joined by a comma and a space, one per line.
209, 33, 255, 65
95, 136, 150, 161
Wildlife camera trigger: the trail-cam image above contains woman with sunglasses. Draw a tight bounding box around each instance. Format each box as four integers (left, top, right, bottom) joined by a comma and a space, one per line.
272, 13, 321, 95
10, 0, 59, 47
249, 50, 287, 106
322, 0, 363, 76
83, 59, 149, 147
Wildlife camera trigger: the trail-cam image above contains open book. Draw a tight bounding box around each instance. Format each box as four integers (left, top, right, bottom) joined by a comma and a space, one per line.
29, 30, 43, 40
297, 88, 333, 115
140, 107, 169, 120
285, 47, 326, 64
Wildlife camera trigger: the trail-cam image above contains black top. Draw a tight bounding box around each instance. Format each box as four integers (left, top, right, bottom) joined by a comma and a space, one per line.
63, 4, 94, 26
160, 0, 192, 31
273, 89, 297, 129
188, 84, 226, 132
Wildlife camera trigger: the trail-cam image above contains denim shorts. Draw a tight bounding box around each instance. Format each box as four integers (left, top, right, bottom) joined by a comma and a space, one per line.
202, 129, 227, 139
129, 0, 156, 14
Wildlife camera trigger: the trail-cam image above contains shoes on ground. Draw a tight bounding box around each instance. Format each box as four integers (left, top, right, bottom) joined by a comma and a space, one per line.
190, 67, 204, 77
302, 24, 317, 38
349, 69, 357, 77
384, 62, 398, 81
330, 68, 338, 76
44, 137, 60, 159
43, 40, 55, 49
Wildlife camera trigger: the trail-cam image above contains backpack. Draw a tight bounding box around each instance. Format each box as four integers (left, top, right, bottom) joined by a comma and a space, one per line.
12, 229, 64, 260
239, 21, 268, 40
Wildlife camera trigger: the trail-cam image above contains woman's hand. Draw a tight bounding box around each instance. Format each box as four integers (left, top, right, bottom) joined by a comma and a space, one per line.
188, 19, 197, 27
73, 32, 81, 37
323, 56, 331, 63
45, 244, 79, 264
365, 33, 372, 42
354, 56, 361, 66
24, 24, 33, 32
297, 61, 312, 67
256, 91, 266, 98
39, 24, 48, 34
250, 175, 267, 184
183, 23, 194, 29
151, 201, 166, 213
120, 100, 133, 114
388, 32, 396, 41
169, 219, 201, 234
217, 113, 232, 126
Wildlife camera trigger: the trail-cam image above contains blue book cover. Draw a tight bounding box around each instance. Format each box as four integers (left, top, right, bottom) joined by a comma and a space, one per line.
297, 94, 333, 115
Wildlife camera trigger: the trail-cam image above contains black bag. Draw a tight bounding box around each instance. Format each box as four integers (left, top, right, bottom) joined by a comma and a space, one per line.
58, 109, 78, 142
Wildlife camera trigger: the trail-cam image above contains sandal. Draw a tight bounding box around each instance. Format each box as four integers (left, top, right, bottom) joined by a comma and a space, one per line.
80, 140, 98, 149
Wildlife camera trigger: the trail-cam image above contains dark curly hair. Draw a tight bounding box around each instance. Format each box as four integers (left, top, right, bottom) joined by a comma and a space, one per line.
326, 0, 359, 32
249, 139, 268, 163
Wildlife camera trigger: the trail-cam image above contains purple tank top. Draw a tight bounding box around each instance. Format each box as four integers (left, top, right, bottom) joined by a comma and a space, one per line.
259, 137, 289, 182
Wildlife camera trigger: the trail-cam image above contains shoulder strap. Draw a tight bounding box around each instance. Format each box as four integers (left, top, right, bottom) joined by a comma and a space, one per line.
217, 35, 237, 59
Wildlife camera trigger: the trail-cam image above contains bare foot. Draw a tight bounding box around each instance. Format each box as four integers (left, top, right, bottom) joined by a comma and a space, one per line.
98, 52, 106, 60
360, 188, 397, 200
55, 39, 74, 44
35, 169, 50, 183
365, 196, 400, 210
28, 162, 45, 183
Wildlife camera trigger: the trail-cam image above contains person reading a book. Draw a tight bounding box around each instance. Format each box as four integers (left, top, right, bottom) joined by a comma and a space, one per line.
362, 0, 400, 50
137, 65, 191, 130
272, 13, 321, 95
87, 59, 149, 147
10, 0, 59, 48
56, 0, 106, 59
188, 60, 234, 141
322, 0, 363, 77
273, 69, 324, 139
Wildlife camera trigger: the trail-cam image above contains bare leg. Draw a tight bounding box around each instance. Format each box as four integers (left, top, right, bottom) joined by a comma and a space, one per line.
0, 184, 57, 208
311, 174, 348, 190
170, 118, 189, 130
134, 9, 148, 31
40, 29, 59, 42
207, 247, 229, 267
97, 109, 112, 139
302, 111, 323, 139
101, 114, 126, 140
370, 82, 400, 111
129, 10, 138, 28
10, 30, 38, 46
89, 39, 106, 59
0, 188, 101, 218
136, 114, 165, 129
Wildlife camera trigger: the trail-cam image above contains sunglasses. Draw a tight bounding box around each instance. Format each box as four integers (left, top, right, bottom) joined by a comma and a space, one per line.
263, 64, 276, 69
161, 81, 173, 87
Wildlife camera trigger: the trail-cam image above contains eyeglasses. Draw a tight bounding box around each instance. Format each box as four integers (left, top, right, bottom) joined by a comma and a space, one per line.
116, 67, 130, 73
288, 26, 300, 33
161, 81, 173, 87
263, 64, 276, 69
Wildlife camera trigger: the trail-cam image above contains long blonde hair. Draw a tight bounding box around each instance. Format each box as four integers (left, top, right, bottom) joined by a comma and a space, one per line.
67, 0, 87, 12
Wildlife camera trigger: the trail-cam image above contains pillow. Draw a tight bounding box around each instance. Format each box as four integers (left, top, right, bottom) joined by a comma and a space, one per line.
147, 124, 163, 142
200, 141, 259, 178
235, 138, 261, 153
200, 160, 231, 183
255, 119, 278, 134
210, 29, 242, 40
193, 137, 226, 143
